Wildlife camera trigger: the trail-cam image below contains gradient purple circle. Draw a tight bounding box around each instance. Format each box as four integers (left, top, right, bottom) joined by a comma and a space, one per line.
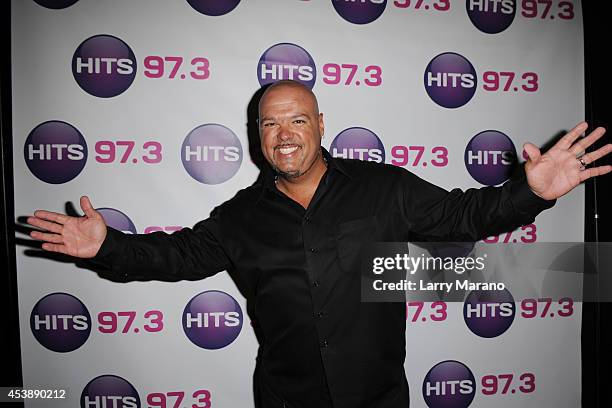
24, 121, 88, 184
34, 0, 79, 8
466, 0, 516, 34
463, 289, 516, 338
424, 52, 477, 109
257, 43, 317, 89
72, 35, 137, 98
182, 290, 243, 349
97, 208, 137, 234
464, 130, 517, 185
181, 123, 243, 185
332, 0, 387, 25
30, 293, 91, 353
186, 0, 241, 16
80, 375, 140, 408
330, 127, 385, 163
423, 360, 476, 408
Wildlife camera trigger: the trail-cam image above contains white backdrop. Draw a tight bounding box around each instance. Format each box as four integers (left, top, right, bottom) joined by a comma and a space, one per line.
12, 0, 585, 407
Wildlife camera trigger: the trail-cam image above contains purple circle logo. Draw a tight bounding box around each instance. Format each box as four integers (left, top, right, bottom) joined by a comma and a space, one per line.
463, 289, 515, 338
332, 0, 387, 24
466, 0, 516, 34
181, 124, 243, 184
34, 0, 79, 8
24, 121, 88, 184
182, 290, 243, 349
186, 0, 241, 16
97, 208, 137, 234
81, 375, 140, 408
423, 360, 476, 408
424, 52, 477, 109
257, 43, 317, 89
330, 127, 385, 163
72, 35, 137, 98
30, 293, 91, 353
464, 130, 517, 185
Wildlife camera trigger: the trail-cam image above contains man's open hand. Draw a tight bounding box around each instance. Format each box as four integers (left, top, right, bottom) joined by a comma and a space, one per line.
27, 196, 107, 258
524, 122, 611, 200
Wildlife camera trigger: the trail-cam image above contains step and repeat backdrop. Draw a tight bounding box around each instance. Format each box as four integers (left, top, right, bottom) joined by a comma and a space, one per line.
12, 0, 585, 407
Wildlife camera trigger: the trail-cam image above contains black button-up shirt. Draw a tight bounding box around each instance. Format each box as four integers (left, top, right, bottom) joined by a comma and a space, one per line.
93, 148, 554, 408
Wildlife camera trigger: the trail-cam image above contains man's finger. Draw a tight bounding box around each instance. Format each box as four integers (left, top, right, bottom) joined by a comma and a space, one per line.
558, 122, 589, 149
580, 143, 612, 165
31, 230, 64, 243
27, 217, 63, 233
523, 143, 541, 162
569, 127, 607, 155
41, 242, 69, 254
579, 165, 612, 182
32, 210, 68, 224
80, 196, 98, 219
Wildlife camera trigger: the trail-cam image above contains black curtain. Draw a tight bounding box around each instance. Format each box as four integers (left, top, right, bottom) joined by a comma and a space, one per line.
1, 2, 610, 407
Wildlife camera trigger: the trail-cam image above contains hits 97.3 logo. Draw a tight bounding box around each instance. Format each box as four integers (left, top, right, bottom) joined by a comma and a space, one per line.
330, 127, 385, 163
466, 0, 516, 34
464, 130, 517, 185
332, 0, 387, 25
72, 34, 137, 98
81, 375, 140, 408
463, 289, 516, 338
97, 208, 137, 234
423, 360, 476, 408
186, 0, 241, 16
182, 290, 243, 349
24, 120, 88, 184
258, 43, 317, 89
181, 124, 243, 184
424, 52, 477, 109
30, 293, 91, 352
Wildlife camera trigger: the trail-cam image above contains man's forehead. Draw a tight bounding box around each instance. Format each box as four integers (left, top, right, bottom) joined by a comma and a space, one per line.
261, 99, 302, 112
259, 82, 319, 115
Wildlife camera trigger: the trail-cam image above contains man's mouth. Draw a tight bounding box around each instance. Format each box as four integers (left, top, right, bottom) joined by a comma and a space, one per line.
276, 145, 300, 155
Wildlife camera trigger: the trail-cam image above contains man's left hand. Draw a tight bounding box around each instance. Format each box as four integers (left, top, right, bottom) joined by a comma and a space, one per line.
524, 122, 611, 200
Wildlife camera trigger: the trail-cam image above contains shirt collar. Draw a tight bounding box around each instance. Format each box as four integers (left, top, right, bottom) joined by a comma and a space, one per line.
257, 147, 354, 203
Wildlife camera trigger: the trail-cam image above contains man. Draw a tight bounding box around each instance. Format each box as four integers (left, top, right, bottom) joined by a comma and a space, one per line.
28, 80, 611, 407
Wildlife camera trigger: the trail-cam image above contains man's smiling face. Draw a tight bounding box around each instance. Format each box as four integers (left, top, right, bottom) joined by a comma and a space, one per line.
259, 82, 325, 180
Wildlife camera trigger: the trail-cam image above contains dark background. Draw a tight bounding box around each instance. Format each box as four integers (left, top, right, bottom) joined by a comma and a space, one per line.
1, 2, 610, 406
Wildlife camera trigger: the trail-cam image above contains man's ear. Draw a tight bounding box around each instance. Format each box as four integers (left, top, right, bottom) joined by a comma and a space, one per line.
319, 113, 325, 138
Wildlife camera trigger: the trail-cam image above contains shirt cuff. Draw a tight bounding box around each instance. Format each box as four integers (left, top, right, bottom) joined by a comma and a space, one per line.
509, 177, 556, 216
87, 227, 128, 278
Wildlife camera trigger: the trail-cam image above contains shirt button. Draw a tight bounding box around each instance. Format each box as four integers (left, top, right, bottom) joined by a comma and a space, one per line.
310, 247, 316, 253
304, 216, 311, 223
316, 311, 325, 318
320, 339, 328, 348
313, 280, 320, 287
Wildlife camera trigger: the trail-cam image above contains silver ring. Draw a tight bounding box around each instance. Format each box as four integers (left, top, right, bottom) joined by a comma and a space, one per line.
578, 157, 587, 168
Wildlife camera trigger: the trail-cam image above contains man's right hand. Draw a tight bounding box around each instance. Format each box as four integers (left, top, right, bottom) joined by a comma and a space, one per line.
27, 196, 107, 258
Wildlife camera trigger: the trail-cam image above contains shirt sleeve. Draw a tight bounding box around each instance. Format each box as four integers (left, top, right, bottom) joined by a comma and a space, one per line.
88, 208, 232, 282
400, 169, 556, 242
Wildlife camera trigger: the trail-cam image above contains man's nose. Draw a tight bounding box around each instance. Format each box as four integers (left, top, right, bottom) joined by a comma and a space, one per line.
277, 123, 292, 140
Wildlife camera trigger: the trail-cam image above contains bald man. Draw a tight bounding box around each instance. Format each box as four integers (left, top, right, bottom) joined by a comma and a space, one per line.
28, 80, 611, 407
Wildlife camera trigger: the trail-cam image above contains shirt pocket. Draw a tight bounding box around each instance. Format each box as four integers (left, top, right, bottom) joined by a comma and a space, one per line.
336, 216, 379, 273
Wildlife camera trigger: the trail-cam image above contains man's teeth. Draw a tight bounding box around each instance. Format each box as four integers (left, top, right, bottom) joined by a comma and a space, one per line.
279, 146, 299, 155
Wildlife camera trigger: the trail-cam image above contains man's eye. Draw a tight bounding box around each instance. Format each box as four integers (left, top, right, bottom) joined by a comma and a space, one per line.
263, 122, 276, 128
293, 120, 306, 124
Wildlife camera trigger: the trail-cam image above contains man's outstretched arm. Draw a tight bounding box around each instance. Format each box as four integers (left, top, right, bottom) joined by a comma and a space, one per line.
402, 122, 610, 241
27, 196, 231, 281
